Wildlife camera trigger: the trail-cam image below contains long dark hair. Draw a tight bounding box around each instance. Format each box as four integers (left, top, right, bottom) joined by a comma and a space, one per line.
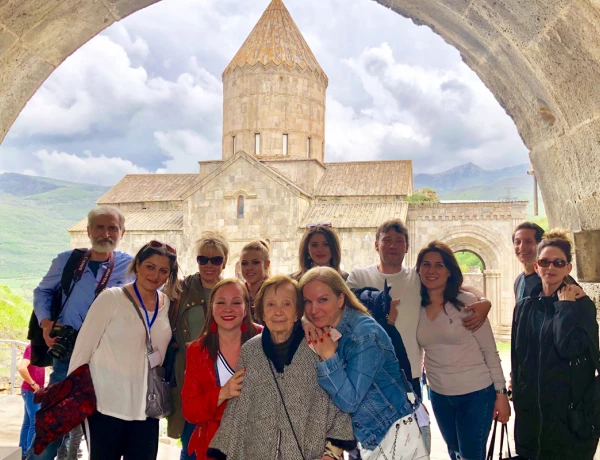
293, 225, 343, 279
416, 241, 465, 311
128, 241, 181, 300
199, 278, 260, 361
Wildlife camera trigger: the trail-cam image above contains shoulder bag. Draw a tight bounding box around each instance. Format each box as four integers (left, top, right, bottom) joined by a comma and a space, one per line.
122, 287, 173, 419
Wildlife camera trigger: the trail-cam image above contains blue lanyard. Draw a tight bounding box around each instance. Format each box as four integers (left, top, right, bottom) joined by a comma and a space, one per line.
133, 282, 159, 334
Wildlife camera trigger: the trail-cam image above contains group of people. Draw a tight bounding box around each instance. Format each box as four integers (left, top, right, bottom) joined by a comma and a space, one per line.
22, 205, 600, 460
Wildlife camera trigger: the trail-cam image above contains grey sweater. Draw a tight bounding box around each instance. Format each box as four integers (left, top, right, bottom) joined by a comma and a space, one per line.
208, 333, 355, 460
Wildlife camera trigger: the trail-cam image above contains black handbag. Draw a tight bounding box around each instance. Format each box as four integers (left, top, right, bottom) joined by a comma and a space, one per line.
486, 419, 520, 460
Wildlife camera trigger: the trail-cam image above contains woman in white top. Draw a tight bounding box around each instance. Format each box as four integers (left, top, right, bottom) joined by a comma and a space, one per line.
68, 240, 180, 460
415, 241, 510, 460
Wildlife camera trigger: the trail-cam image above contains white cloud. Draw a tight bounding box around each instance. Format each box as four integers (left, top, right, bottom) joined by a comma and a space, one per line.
33, 150, 150, 185
154, 129, 220, 173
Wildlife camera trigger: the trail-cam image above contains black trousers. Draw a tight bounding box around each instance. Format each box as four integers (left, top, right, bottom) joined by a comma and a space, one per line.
85, 411, 159, 460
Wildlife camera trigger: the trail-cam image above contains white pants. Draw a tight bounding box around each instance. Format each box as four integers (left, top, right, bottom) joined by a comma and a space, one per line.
359, 413, 430, 460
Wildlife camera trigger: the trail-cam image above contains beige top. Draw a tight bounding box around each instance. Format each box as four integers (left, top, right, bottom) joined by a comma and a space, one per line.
416, 291, 506, 396
68, 287, 172, 421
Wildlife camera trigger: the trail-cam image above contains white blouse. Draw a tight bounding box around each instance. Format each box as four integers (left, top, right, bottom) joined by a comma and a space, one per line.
68, 287, 172, 421
216, 351, 235, 387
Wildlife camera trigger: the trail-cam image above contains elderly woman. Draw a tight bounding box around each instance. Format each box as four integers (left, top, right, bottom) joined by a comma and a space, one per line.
167, 232, 230, 460
512, 230, 599, 459
181, 279, 262, 459
300, 267, 429, 460
207, 275, 356, 460
292, 224, 348, 281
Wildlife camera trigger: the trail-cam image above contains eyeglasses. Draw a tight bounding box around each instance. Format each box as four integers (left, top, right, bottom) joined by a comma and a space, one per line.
306, 222, 332, 229
537, 258, 567, 268
197, 255, 224, 266
148, 240, 177, 254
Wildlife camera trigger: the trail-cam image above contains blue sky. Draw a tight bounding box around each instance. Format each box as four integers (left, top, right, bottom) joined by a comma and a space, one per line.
0, 0, 529, 185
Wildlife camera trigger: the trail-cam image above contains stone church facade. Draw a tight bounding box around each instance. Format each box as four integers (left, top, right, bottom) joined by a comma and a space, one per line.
68, 0, 527, 339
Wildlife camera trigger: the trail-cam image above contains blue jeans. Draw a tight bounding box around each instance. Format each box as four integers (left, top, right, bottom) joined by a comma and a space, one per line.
20, 390, 40, 456
180, 421, 197, 460
430, 384, 496, 460
27, 357, 71, 460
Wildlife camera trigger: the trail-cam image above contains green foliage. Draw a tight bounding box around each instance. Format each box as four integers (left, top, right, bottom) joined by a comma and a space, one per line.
528, 215, 549, 231
0, 285, 31, 340
455, 251, 484, 273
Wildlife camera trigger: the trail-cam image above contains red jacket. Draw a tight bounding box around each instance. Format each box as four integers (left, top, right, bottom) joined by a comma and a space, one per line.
182, 327, 263, 458
181, 339, 225, 459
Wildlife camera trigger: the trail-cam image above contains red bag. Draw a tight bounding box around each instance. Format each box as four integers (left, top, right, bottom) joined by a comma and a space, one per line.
33, 364, 96, 454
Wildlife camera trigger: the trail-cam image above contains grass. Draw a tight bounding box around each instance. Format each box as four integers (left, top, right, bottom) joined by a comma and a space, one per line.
0, 285, 31, 341
496, 341, 511, 354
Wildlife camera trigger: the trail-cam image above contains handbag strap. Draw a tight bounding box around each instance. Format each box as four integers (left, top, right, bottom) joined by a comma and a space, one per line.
500, 422, 512, 458
121, 287, 152, 352
268, 362, 306, 460
486, 419, 498, 460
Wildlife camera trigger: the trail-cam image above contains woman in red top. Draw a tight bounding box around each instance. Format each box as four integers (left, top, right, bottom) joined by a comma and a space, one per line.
182, 278, 262, 459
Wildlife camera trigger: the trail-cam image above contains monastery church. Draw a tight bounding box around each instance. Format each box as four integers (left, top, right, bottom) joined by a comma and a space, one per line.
69, 0, 527, 338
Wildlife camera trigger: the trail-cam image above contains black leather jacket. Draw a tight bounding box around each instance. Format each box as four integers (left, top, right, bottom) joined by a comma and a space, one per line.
511, 283, 599, 459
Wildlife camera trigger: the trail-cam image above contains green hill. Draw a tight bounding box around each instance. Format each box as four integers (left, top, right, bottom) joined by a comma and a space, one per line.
0, 285, 30, 340
0, 173, 109, 299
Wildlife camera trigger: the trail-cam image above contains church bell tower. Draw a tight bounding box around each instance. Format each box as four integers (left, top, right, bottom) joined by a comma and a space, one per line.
221, 0, 328, 162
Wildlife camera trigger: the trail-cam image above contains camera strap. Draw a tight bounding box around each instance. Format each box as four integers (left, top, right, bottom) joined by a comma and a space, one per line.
54, 250, 115, 327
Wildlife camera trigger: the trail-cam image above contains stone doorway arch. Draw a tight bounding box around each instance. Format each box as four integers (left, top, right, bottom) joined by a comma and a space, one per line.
1, 0, 600, 280
422, 224, 514, 340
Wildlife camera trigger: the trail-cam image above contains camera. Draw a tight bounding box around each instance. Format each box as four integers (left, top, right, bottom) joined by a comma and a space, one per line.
48, 325, 78, 360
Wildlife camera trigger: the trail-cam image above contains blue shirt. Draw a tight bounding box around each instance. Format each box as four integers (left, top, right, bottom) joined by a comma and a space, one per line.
33, 250, 134, 330
316, 306, 415, 448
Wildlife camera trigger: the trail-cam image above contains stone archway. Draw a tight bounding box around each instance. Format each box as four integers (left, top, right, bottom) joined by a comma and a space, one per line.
418, 222, 515, 340
2, 0, 600, 280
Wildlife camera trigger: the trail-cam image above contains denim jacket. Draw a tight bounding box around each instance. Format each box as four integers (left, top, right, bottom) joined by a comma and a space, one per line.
316, 306, 415, 448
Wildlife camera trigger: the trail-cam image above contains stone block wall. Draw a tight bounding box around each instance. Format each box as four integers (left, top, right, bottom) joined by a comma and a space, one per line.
222, 65, 326, 162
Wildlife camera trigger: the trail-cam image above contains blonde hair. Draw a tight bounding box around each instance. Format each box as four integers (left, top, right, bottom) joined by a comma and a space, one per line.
195, 232, 229, 264
299, 267, 370, 316
537, 229, 573, 263
241, 239, 271, 276
254, 275, 303, 324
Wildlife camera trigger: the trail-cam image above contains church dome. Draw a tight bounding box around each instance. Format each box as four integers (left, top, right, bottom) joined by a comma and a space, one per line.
223, 0, 327, 83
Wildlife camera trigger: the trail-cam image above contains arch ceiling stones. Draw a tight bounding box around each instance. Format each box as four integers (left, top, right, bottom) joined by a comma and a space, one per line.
2, 0, 600, 277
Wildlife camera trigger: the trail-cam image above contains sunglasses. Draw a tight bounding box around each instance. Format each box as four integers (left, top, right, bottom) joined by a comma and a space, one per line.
148, 240, 177, 254
197, 255, 224, 266
537, 258, 567, 268
307, 222, 332, 229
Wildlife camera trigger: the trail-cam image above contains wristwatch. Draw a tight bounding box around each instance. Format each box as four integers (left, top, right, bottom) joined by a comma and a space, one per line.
496, 388, 508, 395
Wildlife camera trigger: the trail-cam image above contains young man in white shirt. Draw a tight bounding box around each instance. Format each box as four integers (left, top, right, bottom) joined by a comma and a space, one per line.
347, 219, 492, 400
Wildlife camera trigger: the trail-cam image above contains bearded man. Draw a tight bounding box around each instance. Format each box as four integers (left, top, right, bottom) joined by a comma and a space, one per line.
29, 206, 133, 460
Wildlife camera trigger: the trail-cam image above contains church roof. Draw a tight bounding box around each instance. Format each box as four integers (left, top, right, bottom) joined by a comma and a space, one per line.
316, 161, 413, 196
223, 0, 327, 81
68, 210, 183, 232
97, 174, 201, 204
302, 201, 409, 229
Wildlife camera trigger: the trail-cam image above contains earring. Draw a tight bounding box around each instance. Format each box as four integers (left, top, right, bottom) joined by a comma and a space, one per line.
240, 321, 248, 333
210, 321, 217, 333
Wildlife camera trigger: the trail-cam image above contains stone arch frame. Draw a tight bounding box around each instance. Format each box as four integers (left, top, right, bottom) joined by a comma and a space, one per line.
428, 224, 513, 338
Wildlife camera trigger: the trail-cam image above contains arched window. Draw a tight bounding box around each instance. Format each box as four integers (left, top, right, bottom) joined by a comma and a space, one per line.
237, 195, 244, 219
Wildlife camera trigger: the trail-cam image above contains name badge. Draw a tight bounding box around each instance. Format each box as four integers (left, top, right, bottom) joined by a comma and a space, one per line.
148, 347, 162, 369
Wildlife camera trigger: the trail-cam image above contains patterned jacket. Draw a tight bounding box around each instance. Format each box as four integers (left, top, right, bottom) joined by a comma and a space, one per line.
207, 324, 356, 459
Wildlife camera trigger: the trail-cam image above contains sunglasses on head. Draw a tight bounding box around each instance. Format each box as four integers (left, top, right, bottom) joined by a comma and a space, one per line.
197, 255, 224, 266
148, 240, 177, 254
307, 221, 332, 229
537, 258, 567, 268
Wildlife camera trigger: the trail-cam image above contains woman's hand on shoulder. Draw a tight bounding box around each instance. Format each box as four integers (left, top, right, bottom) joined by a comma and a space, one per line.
493, 393, 511, 424
558, 284, 578, 302
218, 369, 246, 405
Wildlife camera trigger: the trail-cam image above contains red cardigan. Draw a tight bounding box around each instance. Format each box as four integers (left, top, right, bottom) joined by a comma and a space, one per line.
182, 328, 262, 458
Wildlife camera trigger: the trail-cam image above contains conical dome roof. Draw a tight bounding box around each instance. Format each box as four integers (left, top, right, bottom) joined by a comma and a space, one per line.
223, 0, 327, 81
